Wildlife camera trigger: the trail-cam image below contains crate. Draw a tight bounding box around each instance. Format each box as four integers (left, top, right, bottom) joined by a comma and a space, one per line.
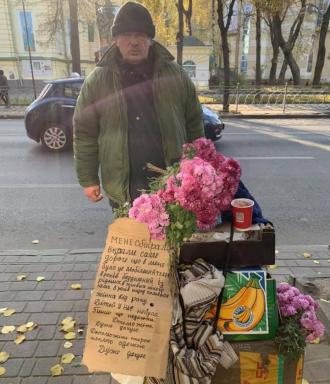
179, 224, 275, 268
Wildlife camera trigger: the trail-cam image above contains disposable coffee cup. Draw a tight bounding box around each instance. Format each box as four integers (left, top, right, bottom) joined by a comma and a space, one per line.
231, 198, 254, 230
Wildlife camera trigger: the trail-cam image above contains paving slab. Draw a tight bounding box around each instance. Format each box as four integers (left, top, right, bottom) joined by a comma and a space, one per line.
0, 247, 329, 383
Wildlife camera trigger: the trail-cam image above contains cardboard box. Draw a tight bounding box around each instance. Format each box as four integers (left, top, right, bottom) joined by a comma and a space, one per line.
211, 340, 304, 384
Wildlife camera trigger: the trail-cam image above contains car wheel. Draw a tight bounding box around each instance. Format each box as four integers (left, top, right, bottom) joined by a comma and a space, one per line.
41, 124, 70, 152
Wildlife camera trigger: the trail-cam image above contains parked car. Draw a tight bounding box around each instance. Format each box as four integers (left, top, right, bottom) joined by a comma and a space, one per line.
25, 77, 224, 152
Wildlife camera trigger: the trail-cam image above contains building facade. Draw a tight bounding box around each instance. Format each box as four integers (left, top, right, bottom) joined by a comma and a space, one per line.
0, 0, 100, 83
226, 0, 330, 84
167, 36, 212, 89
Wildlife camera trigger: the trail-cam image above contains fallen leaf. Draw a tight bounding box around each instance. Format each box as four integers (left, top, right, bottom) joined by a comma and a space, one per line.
16, 275, 27, 281
1, 325, 16, 334
302, 252, 312, 258
268, 264, 277, 269
61, 353, 75, 364
16, 324, 28, 333
0, 351, 10, 363
26, 322, 35, 329
302, 379, 309, 384
0, 308, 8, 313
0, 367, 6, 376
309, 338, 320, 344
14, 334, 26, 345
70, 283, 82, 290
320, 298, 330, 304
63, 341, 73, 349
327, 259, 330, 263
50, 364, 64, 377
64, 332, 76, 340
313, 260, 320, 264
3, 308, 16, 317
36, 276, 45, 282
32, 240, 39, 244
61, 323, 75, 333
61, 317, 74, 325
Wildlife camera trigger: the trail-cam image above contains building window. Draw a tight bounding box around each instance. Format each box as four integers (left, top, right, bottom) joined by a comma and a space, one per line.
183, 60, 196, 78
88, 24, 95, 42
317, 0, 330, 27
240, 5, 251, 74
307, 35, 315, 72
33, 61, 41, 70
19, 11, 36, 51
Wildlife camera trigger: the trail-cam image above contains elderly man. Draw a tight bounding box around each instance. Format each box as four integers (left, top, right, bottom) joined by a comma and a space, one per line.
73, 1, 204, 207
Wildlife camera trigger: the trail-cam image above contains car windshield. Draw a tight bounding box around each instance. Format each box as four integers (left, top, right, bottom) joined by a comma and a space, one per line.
35, 83, 52, 101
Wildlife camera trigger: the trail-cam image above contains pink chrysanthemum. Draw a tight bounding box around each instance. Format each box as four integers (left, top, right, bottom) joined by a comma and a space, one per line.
277, 283, 325, 342
129, 194, 169, 240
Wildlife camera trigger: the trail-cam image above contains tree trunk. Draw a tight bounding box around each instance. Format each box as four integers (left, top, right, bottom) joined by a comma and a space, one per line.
313, 3, 330, 85
273, 14, 301, 85
68, 0, 81, 74
183, 0, 193, 36
278, 59, 288, 84
255, 8, 261, 86
217, 0, 235, 112
176, 0, 184, 65
211, 0, 216, 48
222, 34, 230, 111
269, 47, 279, 85
268, 23, 279, 85
95, 0, 114, 48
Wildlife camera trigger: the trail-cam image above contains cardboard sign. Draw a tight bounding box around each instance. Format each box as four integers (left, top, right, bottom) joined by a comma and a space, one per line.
83, 218, 172, 379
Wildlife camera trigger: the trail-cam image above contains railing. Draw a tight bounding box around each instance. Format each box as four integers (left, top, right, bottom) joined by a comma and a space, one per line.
198, 83, 330, 113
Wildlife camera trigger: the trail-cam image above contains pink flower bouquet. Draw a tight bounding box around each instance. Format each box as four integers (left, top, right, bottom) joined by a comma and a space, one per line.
275, 282, 325, 357
128, 138, 241, 246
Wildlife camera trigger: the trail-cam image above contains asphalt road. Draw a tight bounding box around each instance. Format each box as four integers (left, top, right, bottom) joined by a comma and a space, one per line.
0, 118, 329, 249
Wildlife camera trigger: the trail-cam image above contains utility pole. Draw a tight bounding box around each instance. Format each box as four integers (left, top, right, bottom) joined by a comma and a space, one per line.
21, 0, 36, 99
176, 0, 184, 66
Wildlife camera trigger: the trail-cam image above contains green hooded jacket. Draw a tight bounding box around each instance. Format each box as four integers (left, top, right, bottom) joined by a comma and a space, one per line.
73, 42, 204, 204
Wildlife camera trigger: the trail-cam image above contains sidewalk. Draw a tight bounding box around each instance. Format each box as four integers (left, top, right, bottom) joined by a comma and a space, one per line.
1, 104, 330, 119
0, 245, 330, 383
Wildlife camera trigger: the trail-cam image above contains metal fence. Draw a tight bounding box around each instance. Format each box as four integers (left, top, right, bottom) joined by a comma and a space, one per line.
198, 83, 330, 113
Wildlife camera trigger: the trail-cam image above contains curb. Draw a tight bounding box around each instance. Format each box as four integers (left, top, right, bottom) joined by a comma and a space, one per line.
1, 114, 330, 120
0, 115, 24, 119
221, 113, 330, 119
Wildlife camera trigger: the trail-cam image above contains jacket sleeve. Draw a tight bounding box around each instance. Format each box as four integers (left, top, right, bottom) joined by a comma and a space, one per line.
182, 71, 205, 142
73, 71, 100, 187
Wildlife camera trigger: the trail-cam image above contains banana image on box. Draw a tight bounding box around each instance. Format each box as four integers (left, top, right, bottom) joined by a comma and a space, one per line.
206, 271, 268, 334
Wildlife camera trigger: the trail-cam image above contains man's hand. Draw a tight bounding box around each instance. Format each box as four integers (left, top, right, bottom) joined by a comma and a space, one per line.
84, 185, 104, 202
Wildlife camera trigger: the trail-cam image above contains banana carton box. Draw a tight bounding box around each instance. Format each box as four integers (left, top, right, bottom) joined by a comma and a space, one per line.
207, 269, 278, 340
211, 340, 304, 384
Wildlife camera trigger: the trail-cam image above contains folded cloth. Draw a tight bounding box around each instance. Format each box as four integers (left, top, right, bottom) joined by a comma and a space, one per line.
146, 260, 237, 384
180, 260, 225, 310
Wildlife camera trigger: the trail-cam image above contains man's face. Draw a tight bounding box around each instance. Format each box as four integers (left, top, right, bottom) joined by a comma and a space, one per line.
115, 32, 152, 65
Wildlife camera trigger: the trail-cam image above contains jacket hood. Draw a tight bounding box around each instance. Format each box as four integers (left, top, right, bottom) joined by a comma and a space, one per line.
97, 41, 175, 71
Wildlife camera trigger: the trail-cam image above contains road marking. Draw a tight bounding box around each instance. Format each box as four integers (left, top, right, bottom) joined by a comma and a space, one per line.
235, 156, 315, 160
229, 124, 330, 151
0, 184, 80, 189
224, 132, 329, 136
252, 128, 330, 152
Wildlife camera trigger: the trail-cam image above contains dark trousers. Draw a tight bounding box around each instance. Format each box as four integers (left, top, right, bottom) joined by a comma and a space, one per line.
0, 91, 9, 106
